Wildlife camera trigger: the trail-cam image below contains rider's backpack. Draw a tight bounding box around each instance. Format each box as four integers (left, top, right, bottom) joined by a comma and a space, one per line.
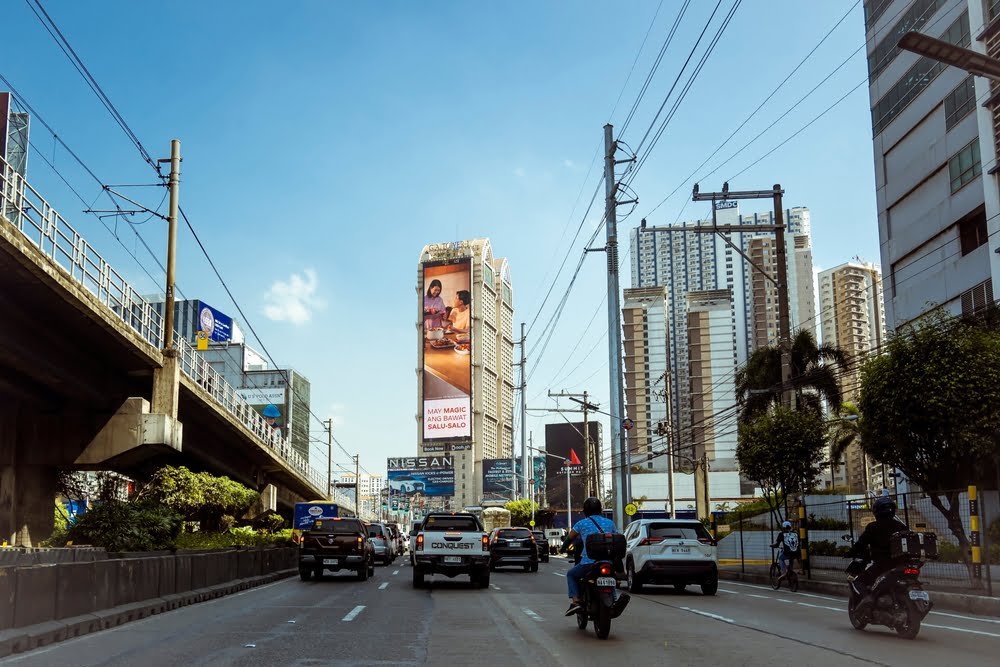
782, 531, 800, 554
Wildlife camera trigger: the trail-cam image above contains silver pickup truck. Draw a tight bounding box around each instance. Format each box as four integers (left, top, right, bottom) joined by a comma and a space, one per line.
412, 512, 491, 589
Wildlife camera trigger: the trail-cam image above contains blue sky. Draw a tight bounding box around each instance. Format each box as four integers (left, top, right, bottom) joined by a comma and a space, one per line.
4, 1, 877, 482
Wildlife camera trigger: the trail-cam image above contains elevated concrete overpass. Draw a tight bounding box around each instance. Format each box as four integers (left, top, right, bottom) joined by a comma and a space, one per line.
0, 156, 352, 546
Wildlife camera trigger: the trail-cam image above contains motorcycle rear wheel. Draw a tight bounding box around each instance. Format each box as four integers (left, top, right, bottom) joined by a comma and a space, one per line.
594, 602, 612, 640
895, 602, 921, 639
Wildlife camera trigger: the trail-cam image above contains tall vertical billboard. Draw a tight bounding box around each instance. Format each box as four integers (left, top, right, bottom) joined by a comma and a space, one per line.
421, 258, 472, 440
545, 422, 600, 510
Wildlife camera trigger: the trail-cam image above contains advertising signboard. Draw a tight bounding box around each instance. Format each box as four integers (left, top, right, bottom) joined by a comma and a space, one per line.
545, 422, 599, 510
197, 300, 234, 342
482, 457, 547, 497
421, 258, 472, 440
387, 456, 455, 497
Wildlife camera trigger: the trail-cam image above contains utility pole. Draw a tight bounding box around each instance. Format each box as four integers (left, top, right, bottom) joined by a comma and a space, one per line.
656, 420, 675, 517
603, 123, 634, 531
354, 455, 360, 517
582, 391, 591, 498
519, 322, 528, 500
325, 419, 333, 501
162, 139, 180, 348
639, 183, 793, 518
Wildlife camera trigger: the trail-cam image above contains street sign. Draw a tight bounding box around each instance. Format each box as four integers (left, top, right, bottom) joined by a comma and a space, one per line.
624, 503, 637, 516
529, 520, 535, 527
621, 418, 635, 431
196, 330, 208, 351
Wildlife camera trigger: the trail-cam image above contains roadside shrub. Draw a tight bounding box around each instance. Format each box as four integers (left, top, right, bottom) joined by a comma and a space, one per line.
174, 527, 293, 550
809, 539, 850, 557
807, 516, 850, 531
39, 502, 70, 547
67, 500, 182, 552
251, 510, 286, 533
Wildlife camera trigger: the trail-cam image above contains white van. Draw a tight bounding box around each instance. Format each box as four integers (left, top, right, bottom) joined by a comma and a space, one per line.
545, 528, 566, 555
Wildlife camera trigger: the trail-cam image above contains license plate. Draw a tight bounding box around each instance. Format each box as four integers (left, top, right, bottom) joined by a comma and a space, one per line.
443, 556, 462, 564
908, 590, 929, 601
322, 559, 339, 565
671, 547, 691, 553
596, 577, 616, 587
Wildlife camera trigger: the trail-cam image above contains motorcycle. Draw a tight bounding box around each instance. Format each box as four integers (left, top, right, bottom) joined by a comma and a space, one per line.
843, 532, 934, 640
565, 534, 630, 640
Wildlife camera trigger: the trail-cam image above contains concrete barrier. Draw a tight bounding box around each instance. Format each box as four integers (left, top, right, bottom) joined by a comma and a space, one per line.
0, 548, 108, 567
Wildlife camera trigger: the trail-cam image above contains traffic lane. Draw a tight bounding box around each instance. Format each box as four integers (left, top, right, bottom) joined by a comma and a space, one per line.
2, 567, 429, 667
485, 559, 874, 666
626, 578, 1000, 666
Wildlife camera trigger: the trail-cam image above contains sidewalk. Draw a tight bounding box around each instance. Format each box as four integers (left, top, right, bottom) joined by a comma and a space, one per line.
719, 564, 1000, 618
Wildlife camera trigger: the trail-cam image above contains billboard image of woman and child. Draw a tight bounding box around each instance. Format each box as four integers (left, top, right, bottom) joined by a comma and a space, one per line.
421, 258, 472, 440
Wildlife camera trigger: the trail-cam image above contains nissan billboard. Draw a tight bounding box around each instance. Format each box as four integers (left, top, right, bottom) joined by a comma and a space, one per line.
387, 456, 455, 497
421, 258, 472, 440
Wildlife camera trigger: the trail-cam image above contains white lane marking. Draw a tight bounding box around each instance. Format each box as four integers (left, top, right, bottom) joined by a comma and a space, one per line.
746, 593, 771, 599
929, 610, 1000, 625
393, 570, 400, 575
796, 601, 843, 612
379, 582, 389, 590
490, 584, 501, 590
680, 607, 734, 623
522, 608, 544, 622
342, 605, 366, 622
776, 598, 794, 603
923, 623, 1000, 638
552, 572, 566, 577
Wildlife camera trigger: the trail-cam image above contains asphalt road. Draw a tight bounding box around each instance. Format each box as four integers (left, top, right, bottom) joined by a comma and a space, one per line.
4, 556, 1000, 666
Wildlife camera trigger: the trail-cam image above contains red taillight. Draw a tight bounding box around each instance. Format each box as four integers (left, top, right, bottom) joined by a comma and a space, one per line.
416, 534, 424, 551
482, 534, 489, 550
599, 563, 612, 576
698, 537, 716, 546
904, 567, 920, 576
357, 536, 363, 545
638, 537, 663, 546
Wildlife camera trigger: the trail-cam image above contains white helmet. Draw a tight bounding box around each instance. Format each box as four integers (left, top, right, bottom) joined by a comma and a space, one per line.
782, 521, 792, 529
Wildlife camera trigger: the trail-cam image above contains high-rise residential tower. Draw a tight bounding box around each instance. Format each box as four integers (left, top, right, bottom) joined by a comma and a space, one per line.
417, 239, 515, 510
818, 261, 887, 492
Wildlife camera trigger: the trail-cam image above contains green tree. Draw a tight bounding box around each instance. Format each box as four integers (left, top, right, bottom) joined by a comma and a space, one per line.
736, 330, 848, 423
858, 310, 1000, 578
737, 406, 826, 523
827, 402, 862, 489
504, 498, 539, 527
135, 466, 259, 531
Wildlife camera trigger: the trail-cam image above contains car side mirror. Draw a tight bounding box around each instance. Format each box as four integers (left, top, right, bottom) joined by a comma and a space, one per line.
410, 529, 418, 536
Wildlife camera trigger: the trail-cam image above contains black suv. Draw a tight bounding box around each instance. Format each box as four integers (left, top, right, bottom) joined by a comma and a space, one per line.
298, 517, 375, 581
531, 530, 549, 563
489, 527, 538, 572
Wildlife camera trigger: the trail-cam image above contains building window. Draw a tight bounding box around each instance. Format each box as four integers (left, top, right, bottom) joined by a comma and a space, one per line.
868, 0, 944, 80
960, 279, 994, 315
958, 206, 988, 255
949, 139, 981, 194
864, 0, 893, 29
871, 12, 970, 135
944, 76, 976, 131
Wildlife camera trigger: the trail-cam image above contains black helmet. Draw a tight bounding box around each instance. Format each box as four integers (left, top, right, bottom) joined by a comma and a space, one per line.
583, 497, 602, 517
872, 495, 896, 519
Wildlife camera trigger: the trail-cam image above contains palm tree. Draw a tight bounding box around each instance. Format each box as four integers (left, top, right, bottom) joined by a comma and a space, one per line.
827, 402, 862, 490
735, 329, 849, 423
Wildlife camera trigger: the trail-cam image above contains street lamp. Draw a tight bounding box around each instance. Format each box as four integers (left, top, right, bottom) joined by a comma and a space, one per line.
529, 445, 574, 530
898, 31, 1000, 82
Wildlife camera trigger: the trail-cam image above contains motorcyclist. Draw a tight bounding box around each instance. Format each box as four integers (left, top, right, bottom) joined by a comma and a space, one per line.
847, 494, 909, 617
562, 497, 618, 616
770, 520, 799, 581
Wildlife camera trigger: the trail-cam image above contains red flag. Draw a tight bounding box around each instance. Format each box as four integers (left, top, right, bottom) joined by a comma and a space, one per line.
568, 448, 582, 466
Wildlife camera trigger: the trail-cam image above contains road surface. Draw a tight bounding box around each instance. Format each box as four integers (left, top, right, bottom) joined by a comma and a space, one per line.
4, 557, 998, 666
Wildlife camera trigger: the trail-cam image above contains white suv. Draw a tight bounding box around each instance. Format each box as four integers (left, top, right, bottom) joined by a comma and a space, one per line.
622, 519, 718, 595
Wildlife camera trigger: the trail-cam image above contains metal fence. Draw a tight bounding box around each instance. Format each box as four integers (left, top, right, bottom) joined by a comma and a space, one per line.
1, 155, 349, 509
715, 489, 998, 595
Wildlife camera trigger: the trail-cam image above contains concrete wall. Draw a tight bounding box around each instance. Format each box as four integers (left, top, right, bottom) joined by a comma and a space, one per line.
0, 547, 296, 637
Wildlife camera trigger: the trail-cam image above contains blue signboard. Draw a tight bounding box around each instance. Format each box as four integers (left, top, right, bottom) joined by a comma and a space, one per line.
197, 300, 234, 342
482, 457, 546, 496
293, 502, 340, 530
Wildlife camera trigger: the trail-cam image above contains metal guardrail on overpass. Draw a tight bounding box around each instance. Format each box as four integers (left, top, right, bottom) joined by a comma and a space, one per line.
0, 156, 353, 510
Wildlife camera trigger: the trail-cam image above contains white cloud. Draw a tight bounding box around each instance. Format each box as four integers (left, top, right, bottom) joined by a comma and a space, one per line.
513, 167, 526, 178
263, 268, 325, 325
562, 159, 576, 169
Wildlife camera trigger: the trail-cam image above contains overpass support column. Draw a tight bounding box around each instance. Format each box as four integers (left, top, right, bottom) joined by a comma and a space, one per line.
0, 464, 57, 547
152, 348, 180, 418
